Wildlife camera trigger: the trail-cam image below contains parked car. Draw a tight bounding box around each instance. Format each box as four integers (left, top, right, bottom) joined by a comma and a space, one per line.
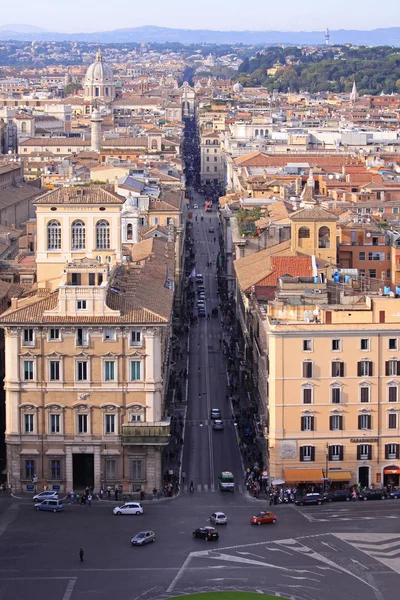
131, 531, 155, 545
209, 227, 214, 233
295, 493, 324, 506
210, 408, 221, 420
213, 420, 224, 431
358, 489, 387, 501
250, 511, 277, 525
389, 489, 400, 499
113, 502, 143, 515
192, 526, 219, 541
323, 490, 351, 502
209, 512, 227, 525
35, 499, 64, 513
33, 491, 59, 502
193, 204, 199, 209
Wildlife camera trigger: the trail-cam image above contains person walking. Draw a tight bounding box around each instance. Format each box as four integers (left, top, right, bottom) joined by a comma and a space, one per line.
88, 493, 92, 506
79, 547, 84, 562
190, 480, 194, 492
182, 471, 186, 484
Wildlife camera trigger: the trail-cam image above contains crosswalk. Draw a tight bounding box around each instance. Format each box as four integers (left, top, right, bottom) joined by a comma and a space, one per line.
181, 483, 246, 493
299, 505, 400, 522
334, 533, 400, 574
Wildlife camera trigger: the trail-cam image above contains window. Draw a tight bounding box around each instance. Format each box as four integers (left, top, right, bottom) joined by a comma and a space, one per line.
49, 360, 60, 381
23, 360, 34, 381
77, 361, 88, 381
71, 220, 86, 250
104, 361, 115, 381
368, 252, 384, 261
385, 443, 400, 460
105, 459, 117, 480
369, 269, 376, 278
77, 300, 87, 310
331, 387, 341, 404
389, 338, 398, 351
300, 446, 315, 462
360, 339, 370, 351
77, 413, 88, 434
23, 328, 34, 346
105, 414, 115, 434
130, 361, 141, 381
318, 226, 330, 249
131, 459, 144, 479
51, 459, 61, 480
47, 220, 61, 250
359, 252, 366, 261
331, 361, 344, 377
96, 220, 110, 249
104, 327, 115, 341
130, 329, 142, 346
130, 414, 142, 422
301, 415, 314, 431
302, 361, 313, 378
389, 385, 398, 403
50, 414, 60, 434
332, 339, 341, 351
24, 459, 35, 480
330, 414, 343, 430
302, 340, 312, 352
358, 360, 373, 377
357, 444, 372, 460
386, 360, 400, 376
329, 445, 343, 461
24, 414, 34, 433
298, 226, 310, 239
372, 237, 378, 246
388, 413, 398, 429
76, 328, 88, 347
360, 386, 370, 403
358, 414, 372, 430
49, 328, 60, 341
303, 388, 312, 404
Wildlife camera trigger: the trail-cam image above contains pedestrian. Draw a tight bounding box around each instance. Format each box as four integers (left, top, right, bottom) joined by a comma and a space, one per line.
79, 547, 84, 562
190, 480, 194, 492
182, 471, 186, 484
88, 493, 92, 506
107, 485, 111, 498
99, 487, 104, 500
153, 487, 158, 500
352, 489, 357, 502
114, 486, 118, 501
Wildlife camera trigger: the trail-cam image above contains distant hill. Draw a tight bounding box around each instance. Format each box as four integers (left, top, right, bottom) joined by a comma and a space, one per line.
0, 24, 400, 46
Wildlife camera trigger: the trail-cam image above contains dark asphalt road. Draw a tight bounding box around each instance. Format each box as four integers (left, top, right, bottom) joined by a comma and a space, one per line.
1, 196, 400, 599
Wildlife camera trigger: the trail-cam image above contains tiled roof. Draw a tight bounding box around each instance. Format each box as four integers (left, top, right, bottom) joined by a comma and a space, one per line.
21, 138, 89, 147
233, 240, 291, 292
290, 206, 338, 222
101, 137, 148, 148
256, 256, 313, 287
0, 182, 42, 210
33, 185, 124, 205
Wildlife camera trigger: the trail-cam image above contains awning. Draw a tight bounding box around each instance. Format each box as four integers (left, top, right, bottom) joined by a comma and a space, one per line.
284, 468, 324, 483
328, 471, 352, 481
45, 449, 65, 456
384, 468, 400, 475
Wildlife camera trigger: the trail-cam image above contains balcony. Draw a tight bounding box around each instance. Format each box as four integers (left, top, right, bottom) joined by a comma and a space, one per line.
121, 421, 171, 446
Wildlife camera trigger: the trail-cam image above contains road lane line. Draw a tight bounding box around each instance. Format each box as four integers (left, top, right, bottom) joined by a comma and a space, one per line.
62, 578, 77, 600
167, 554, 192, 593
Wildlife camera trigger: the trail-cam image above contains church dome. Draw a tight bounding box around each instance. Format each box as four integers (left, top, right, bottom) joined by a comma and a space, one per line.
84, 48, 114, 86
233, 82, 244, 93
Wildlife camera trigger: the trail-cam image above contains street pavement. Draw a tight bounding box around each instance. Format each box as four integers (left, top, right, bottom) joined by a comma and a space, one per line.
1, 195, 400, 599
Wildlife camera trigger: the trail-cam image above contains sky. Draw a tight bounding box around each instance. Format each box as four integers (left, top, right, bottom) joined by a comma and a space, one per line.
1, 0, 400, 33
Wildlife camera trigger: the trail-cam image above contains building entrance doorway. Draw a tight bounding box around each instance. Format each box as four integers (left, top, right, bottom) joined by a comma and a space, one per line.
358, 466, 370, 488
384, 465, 400, 488
73, 454, 94, 490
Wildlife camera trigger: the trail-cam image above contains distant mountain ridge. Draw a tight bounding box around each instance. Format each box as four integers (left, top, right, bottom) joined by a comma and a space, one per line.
1, 24, 400, 46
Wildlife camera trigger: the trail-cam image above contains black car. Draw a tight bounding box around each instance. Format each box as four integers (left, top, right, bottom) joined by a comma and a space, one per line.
323, 490, 351, 502
295, 493, 324, 506
358, 489, 387, 501
192, 526, 219, 541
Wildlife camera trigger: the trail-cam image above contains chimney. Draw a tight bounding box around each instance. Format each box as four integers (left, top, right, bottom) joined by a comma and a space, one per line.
11, 297, 18, 309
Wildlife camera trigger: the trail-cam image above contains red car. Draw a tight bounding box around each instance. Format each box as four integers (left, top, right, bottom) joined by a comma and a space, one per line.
250, 511, 277, 525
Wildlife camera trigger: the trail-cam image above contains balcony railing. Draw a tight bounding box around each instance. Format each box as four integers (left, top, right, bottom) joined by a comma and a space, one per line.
121, 421, 171, 446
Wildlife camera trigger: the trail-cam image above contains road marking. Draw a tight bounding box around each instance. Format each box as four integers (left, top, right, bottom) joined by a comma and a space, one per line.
62, 579, 77, 600
167, 554, 192, 593
0, 504, 19, 539
320, 541, 338, 552
204, 484, 208, 492
197, 484, 201, 492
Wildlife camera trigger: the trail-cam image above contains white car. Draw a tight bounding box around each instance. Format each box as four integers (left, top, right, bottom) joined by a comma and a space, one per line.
32, 491, 59, 502
210, 511, 228, 525
193, 204, 199, 209
199, 292, 206, 299
113, 502, 143, 515
197, 301, 205, 308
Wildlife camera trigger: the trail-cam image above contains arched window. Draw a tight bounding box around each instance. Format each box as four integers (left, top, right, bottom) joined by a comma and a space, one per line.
260, 129, 264, 136
127, 223, 133, 240
71, 220, 86, 250
47, 220, 61, 250
151, 139, 158, 150
318, 226, 330, 249
255, 129, 259, 137
96, 220, 110, 249
21, 122, 27, 133
298, 226, 310, 239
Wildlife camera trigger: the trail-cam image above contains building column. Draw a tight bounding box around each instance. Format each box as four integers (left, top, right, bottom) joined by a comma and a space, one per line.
65, 446, 73, 491
94, 445, 101, 491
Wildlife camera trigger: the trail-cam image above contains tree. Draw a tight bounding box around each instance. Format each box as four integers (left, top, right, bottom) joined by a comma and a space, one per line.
64, 83, 83, 96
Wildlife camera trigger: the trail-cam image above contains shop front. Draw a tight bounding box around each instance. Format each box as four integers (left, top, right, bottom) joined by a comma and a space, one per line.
283, 468, 324, 492
326, 470, 352, 490
383, 465, 400, 488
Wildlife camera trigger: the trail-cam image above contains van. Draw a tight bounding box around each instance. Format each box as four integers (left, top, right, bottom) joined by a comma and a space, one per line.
219, 471, 235, 492
35, 499, 64, 512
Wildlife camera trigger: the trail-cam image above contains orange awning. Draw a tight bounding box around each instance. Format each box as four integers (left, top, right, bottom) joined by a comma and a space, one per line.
328, 471, 352, 481
284, 468, 324, 483
384, 468, 400, 475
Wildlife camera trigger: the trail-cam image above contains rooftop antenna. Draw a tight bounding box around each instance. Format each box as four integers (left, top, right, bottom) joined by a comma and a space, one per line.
325, 28, 330, 46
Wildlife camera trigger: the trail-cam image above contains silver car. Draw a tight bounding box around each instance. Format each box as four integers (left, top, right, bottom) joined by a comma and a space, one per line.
131, 530, 155, 546
33, 491, 59, 502
210, 511, 228, 525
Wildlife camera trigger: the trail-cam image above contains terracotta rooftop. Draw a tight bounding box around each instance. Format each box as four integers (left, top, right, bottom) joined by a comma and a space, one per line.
33, 185, 124, 205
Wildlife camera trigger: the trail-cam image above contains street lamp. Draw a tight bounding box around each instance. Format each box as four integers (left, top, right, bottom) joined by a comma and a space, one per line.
325, 443, 329, 492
